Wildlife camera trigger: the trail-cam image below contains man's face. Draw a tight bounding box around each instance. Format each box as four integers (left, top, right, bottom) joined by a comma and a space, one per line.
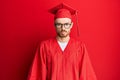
54, 18, 73, 38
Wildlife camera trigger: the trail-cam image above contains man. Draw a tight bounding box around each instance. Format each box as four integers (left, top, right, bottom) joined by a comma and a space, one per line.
28, 3, 97, 80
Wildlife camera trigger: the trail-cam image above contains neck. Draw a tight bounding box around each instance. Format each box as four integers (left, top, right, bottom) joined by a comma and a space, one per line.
56, 36, 70, 42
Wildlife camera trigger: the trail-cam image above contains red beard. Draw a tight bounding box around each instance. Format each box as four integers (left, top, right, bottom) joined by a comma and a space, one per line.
58, 30, 69, 38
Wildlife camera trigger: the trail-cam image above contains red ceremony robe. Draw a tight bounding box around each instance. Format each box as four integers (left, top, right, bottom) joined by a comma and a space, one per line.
28, 38, 97, 80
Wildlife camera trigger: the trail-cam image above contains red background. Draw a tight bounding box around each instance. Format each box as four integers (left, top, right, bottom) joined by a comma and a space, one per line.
0, 0, 120, 80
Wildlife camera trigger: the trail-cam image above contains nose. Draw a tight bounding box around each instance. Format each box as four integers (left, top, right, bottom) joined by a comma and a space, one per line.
61, 24, 65, 30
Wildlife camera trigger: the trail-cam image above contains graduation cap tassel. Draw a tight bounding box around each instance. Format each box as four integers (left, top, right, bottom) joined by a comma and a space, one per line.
75, 11, 80, 37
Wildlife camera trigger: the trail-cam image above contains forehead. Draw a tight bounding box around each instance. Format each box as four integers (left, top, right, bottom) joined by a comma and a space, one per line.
55, 18, 71, 23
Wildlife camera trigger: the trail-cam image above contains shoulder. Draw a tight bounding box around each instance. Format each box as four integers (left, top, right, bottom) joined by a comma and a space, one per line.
70, 37, 87, 51
70, 37, 85, 46
39, 38, 56, 47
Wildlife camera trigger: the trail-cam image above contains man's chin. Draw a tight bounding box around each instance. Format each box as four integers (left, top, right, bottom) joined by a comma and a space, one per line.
58, 34, 68, 38
57, 32, 69, 38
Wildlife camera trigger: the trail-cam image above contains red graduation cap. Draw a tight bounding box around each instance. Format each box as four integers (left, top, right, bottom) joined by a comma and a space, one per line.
49, 3, 80, 36
49, 3, 77, 19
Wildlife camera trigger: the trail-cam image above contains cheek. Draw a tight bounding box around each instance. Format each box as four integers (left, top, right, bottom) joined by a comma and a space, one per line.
67, 29, 71, 32
56, 28, 61, 32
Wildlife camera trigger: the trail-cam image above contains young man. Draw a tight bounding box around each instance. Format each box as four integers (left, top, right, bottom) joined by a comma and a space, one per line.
28, 3, 97, 80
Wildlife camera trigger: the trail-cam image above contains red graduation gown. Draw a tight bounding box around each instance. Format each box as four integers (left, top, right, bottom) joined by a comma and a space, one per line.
28, 38, 97, 80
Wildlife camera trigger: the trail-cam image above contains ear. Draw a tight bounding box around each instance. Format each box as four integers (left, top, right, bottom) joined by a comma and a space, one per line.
70, 22, 73, 28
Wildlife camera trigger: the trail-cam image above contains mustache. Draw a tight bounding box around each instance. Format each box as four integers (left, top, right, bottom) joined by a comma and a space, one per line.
61, 30, 67, 32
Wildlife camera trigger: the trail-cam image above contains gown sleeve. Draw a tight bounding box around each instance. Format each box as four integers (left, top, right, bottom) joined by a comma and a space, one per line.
79, 43, 97, 80
27, 43, 47, 80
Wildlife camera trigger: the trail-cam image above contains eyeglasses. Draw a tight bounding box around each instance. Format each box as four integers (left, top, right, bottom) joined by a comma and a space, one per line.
55, 23, 72, 29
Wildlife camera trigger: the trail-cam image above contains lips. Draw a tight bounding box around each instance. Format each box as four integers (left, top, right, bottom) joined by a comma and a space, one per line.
61, 31, 66, 34
61, 30, 67, 33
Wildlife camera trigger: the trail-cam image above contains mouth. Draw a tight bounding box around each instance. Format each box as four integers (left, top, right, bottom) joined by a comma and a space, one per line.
61, 31, 67, 34
58, 31, 68, 37
61, 30, 67, 33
